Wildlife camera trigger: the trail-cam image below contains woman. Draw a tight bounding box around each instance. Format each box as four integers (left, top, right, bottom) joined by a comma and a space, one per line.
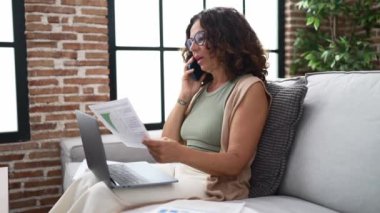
51, 7, 270, 213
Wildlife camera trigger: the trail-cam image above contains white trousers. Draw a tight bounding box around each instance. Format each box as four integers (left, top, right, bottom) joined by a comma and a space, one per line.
50, 163, 209, 213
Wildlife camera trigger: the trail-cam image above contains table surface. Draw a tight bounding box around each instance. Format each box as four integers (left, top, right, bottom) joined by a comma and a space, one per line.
0, 167, 8, 213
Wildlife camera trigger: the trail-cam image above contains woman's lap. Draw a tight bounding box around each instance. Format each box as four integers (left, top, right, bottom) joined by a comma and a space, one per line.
50, 163, 208, 213
116, 163, 209, 210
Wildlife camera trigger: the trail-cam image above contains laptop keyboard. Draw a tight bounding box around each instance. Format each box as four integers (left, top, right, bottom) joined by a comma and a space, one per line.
109, 164, 148, 185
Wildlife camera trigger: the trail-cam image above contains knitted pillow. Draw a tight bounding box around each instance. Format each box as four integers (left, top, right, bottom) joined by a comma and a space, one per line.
249, 81, 307, 197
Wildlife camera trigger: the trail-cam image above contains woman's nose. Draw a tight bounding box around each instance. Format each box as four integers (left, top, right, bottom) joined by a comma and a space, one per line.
189, 42, 199, 52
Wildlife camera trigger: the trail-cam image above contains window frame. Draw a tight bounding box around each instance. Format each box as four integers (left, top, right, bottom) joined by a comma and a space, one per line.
0, 0, 30, 143
108, 0, 284, 130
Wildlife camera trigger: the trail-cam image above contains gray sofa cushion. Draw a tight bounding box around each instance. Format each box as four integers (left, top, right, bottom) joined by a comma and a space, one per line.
279, 71, 380, 213
249, 79, 307, 197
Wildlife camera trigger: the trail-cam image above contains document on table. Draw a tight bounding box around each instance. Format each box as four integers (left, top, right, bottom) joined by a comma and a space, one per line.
89, 98, 149, 148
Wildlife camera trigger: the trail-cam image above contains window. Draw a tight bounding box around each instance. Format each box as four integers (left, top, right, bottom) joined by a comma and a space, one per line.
108, 0, 284, 129
0, 0, 29, 143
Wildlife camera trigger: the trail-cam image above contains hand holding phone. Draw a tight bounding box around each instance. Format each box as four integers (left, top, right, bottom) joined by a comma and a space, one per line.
188, 60, 205, 81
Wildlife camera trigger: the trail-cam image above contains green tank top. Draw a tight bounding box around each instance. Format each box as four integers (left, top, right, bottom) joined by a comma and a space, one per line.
180, 80, 236, 152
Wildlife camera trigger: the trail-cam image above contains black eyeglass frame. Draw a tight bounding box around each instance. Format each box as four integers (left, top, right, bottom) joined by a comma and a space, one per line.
185, 30, 206, 49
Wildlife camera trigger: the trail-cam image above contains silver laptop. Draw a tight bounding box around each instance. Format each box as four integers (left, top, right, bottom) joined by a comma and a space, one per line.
75, 110, 178, 188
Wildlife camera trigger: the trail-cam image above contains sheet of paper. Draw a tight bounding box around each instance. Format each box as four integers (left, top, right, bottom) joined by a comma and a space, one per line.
149, 199, 245, 213
89, 98, 149, 148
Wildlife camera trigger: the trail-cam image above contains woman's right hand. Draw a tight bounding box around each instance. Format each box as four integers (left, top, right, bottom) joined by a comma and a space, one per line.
179, 57, 206, 102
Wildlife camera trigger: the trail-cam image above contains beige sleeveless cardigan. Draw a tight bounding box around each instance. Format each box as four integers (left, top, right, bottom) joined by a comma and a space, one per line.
186, 74, 269, 201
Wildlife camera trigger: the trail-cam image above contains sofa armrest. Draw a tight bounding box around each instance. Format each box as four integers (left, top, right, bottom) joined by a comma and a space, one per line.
60, 133, 157, 164
60, 131, 163, 174
61, 134, 154, 162
60, 131, 161, 190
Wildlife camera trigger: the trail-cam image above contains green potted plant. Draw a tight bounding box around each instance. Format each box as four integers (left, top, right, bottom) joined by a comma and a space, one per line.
290, 0, 380, 75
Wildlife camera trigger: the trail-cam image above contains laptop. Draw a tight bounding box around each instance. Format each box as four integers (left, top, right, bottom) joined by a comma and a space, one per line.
75, 110, 178, 188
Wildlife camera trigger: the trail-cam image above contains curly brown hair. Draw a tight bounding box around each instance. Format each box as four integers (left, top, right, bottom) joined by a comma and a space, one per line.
182, 7, 268, 84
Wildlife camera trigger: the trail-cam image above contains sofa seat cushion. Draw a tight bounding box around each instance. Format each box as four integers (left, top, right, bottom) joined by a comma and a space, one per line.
124, 196, 338, 213
279, 71, 380, 213
242, 196, 338, 213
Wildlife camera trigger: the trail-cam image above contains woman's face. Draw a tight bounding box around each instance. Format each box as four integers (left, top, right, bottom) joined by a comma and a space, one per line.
189, 20, 219, 73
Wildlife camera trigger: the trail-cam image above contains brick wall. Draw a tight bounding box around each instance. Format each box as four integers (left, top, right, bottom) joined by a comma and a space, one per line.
0, 0, 379, 212
372, 29, 380, 69
0, 0, 109, 212
284, 0, 303, 76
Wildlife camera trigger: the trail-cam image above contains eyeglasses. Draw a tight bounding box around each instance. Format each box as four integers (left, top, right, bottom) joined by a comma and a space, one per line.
185, 31, 206, 49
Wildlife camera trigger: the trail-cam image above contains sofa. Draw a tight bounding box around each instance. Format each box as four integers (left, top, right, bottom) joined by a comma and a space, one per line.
60, 71, 380, 213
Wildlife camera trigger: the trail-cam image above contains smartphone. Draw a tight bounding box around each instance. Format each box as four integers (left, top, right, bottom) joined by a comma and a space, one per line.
188, 60, 205, 81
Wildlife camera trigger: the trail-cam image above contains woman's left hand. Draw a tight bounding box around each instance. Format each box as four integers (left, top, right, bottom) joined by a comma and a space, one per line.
143, 137, 184, 163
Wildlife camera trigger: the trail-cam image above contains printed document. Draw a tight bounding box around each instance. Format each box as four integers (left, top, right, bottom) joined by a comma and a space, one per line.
89, 98, 149, 148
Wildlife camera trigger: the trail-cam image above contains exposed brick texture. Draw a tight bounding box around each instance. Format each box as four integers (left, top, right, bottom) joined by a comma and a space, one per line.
0, 0, 109, 212
0, 1, 378, 212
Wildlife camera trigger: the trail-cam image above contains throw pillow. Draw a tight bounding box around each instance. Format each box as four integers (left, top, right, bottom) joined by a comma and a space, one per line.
249, 81, 307, 197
